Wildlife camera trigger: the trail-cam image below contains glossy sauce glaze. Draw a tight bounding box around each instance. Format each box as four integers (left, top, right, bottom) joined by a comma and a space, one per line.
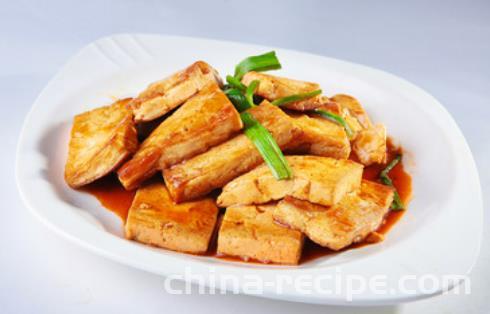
82, 139, 412, 264
82, 174, 135, 221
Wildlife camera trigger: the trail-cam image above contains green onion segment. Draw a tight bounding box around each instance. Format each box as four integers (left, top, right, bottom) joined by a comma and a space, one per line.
245, 80, 260, 109
225, 52, 292, 180
226, 75, 246, 91
224, 88, 251, 112
271, 89, 322, 107
313, 109, 354, 138
234, 51, 282, 80
240, 112, 292, 180
379, 154, 404, 210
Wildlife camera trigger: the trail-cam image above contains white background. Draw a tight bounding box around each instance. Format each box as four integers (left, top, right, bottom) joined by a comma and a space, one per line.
1, 0, 489, 313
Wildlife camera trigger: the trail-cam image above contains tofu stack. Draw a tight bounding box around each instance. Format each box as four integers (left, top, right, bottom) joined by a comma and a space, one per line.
215, 156, 393, 263
163, 101, 303, 202
118, 82, 243, 190
65, 61, 396, 265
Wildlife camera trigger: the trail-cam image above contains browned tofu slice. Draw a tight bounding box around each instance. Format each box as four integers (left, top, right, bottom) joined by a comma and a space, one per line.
131, 61, 222, 122
65, 98, 138, 188
125, 182, 218, 254
331, 94, 372, 129
163, 101, 303, 203
217, 204, 304, 264
217, 156, 363, 208
327, 95, 365, 141
352, 124, 387, 165
273, 180, 394, 250
315, 101, 343, 115
118, 83, 242, 190
342, 110, 364, 139
331, 94, 386, 165
241, 71, 323, 111
291, 114, 351, 159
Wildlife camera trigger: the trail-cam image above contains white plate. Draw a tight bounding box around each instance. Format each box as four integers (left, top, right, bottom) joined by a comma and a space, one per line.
16, 34, 483, 306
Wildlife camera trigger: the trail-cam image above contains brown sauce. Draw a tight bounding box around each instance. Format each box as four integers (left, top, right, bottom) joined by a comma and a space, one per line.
83, 139, 412, 265
81, 174, 136, 221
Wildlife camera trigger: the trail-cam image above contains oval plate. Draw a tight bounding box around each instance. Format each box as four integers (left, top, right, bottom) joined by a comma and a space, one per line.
16, 34, 483, 305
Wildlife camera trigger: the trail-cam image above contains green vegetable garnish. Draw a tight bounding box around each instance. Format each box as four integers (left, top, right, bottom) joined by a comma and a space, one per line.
271, 89, 322, 107
240, 112, 292, 180
225, 88, 252, 112
234, 51, 282, 80
225, 52, 291, 180
245, 80, 260, 108
226, 75, 246, 92
379, 154, 404, 210
313, 109, 354, 138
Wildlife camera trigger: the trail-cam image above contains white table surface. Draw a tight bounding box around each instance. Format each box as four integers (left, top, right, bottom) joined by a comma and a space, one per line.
1, 0, 489, 313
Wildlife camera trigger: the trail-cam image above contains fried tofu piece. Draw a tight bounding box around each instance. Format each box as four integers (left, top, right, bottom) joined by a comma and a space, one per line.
316, 101, 343, 115
291, 114, 351, 159
65, 98, 138, 188
331, 94, 386, 165
164, 101, 303, 203
242, 71, 320, 99
217, 156, 363, 208
273, 180, 394, 250
326, 95, 364, 141
125, 182, 218, 254
331, 94, 372, 129
241, 71, 323, 111
352, 124, 387, 165
217, 204, 304, 264
131, 61, 222, 122
342, 110, 364, 140
118, 83, 242, 190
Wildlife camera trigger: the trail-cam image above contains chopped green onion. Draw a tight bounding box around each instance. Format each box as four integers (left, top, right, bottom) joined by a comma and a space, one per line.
226, 75, 246, 91
225, 88, 252, 112
379, 154, 404, 210
225, 80, 259, 112
271, 89, 322, 107
245, 80, 260, 108
234, 51, 282, 80
380, 155, 401, 178
226, 52, 291, 179
240, 112, 292, 180
313, 109, 354, 138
